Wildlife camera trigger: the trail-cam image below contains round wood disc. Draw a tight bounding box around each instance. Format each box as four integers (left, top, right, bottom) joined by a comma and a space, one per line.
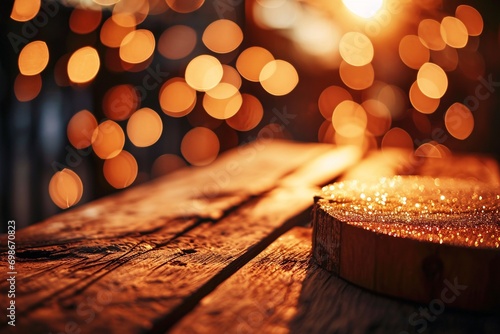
312, 176, 500, 311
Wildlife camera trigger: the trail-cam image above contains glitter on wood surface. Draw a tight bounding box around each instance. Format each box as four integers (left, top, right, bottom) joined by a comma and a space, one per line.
316, 176, 500, 248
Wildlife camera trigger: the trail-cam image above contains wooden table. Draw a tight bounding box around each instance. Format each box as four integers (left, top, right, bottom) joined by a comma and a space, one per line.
1, 140, 499, 334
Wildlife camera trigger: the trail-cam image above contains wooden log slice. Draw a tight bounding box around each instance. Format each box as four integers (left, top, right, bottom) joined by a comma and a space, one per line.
312, 176, 500, 311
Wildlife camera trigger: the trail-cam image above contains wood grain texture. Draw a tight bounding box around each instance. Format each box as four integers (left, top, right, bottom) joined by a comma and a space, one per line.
0, 141, 361, 334
171, 227, 500, 334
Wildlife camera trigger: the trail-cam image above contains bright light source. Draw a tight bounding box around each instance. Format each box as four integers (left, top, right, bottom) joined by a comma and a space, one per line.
342, 0, 383, 18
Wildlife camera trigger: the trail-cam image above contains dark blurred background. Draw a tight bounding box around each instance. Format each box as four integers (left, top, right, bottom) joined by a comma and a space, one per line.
1, 0, 499, 231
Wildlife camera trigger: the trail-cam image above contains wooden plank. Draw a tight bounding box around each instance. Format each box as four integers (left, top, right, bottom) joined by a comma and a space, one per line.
0, 141, 361, 333
171, 227, 500, 334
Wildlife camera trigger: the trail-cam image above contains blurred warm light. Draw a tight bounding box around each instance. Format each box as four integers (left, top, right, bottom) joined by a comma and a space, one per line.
445, 103, 474, 140
342, 0, 383, 18
415, 142, 442, 158
236, 47, 274, 82
431, 45, 458, 72
364, 82, 406, 120
113, 0, 149, 27
67, 110, 98, 149
291, 15, 340, 58
185, 55, 223, 91
259, 60, 299, 96
339, 61, 374, 90
417, 62, 448, 99
187, 105, 222, 129
409, 81, 440, 114
100, 16, 135, 48
152, 154, 187, 178
127, 108, 163, 147
253, 0, 300, 29
412, 110, 432, 134
221, 65, 242, 89
435, 144, 452, 157
226, 94, 264, 131
399, 35, 430, 70
339, 32, 373, 67
119, 29, 155, 64
206, 83, 239, 100
158, 25, 197, 60
103, 150, 138, 189
318, 86, 352, 120
381, 127, 413, 151
159, 77, 197, 117
49, 169, 83, 209
18, 41, 49, 76
103, 85, 139, 121
181, 127, 220, 166
93, 0, 120, 5
418, 19, 446, 51
458, 49, 485, 80
335, 131, 375, 152
166, 0, 204, 13
318, 120, 334, 144
11, 0, 40, 22
440, 17, 468, 48
14, 74, 42, 102
203, 91, 243, 119
456, 5, 483, 36
332, 100, 367, 138
67, 46, 100, 84
203, 19, 243, 54
70, 7, 102, 34
91, 120, 125, 159
362, 99, 392, 136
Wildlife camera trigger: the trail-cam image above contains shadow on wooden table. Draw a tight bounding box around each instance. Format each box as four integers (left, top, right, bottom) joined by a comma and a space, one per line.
289, 261, 500, 334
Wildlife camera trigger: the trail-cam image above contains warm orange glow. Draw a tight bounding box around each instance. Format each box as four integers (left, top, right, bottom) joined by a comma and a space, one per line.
93, 0, 120, 5
70, 8, 102, 34
399, 35, 430, 70
18, 41, 49, 76
339, 61, 374, 90
418, 19, 446, 51
205, 64, 242, 100
67, 110, 98, 149
91, 120, 125, 159
152, 154, 186, 178
185, 55, 223, 91
14, 74, 42, 102
318, 86, 352, 120
103, 150, 138, 189
49, 169, 83, 209
220, 65, 242, 90
236, 47, 274, 82
100, 16, 135, 48
415, 142, 442, 158
11, 0, 40, 22
127, 108, 163, 147
158, 25, 197, 60
364, 82, 407, 120
318, 120, 334, 144
113, 0, 149, 27
203, 91, 243, 120
226, 94, 263, 131
181, 127, 220, 166
409, 81, 440, 114
103, 85, 139, 121
456, 5, 483, 36
119, 29, 155, 64
362, 99, 392, 136
166, 0, 205, 13
259, 60, 298, 96
67, 46, 100, 84
440, 17, 468, 48
417, 62, 448, 99
342, 0, 383, 18
203, 19, 243, 54
444, 103, 474, 140
381, 127, 413, 151
431, 45, 458, 72
332, 101, 367, 138
159, 77, 197, 117
339, 32, 374, 67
